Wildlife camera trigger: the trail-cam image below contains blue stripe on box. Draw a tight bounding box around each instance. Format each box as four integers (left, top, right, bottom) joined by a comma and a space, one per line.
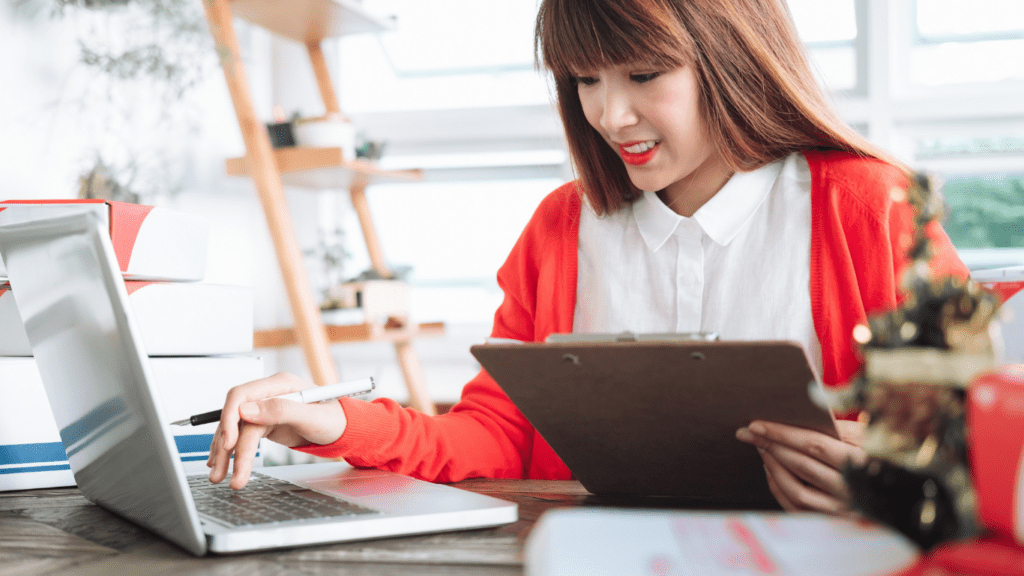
0, 442, 68, 466
2, 434, 216, 472
175, 434, 214, 454
0, 464, 71, 475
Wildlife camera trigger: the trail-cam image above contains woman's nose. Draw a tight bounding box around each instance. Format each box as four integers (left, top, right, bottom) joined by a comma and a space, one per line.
600, 85, 639, 133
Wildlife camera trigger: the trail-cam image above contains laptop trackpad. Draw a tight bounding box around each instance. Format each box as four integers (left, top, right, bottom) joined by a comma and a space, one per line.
270, 463, 500, 515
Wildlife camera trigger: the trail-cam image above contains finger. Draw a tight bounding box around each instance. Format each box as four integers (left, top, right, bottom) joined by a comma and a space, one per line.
761, 439, 850, 500
763, 463, 800, 512
835, 419, 867, 453
207, 427, 229, 483
240, 397, 348, 446
209, 434, 233, 484
747, 420, 864, 471
744, 428, 839, 511
206, 426, 222, 468
229, 422, 267, 490
219, 373, 312, 454
762, 450, 848, 515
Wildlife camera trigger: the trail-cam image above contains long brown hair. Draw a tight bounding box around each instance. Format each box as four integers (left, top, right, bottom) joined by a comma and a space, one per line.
535, 0, 896, 215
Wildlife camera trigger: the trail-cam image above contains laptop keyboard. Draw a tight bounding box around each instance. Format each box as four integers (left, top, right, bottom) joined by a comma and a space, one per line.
188, 472, 379, 527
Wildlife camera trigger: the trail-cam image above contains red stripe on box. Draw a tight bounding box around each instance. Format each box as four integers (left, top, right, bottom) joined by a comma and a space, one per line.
106, 201, 154, 272
124, 281, 155, 295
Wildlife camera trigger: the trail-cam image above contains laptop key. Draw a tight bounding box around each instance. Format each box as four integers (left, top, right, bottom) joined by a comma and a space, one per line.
189, 471, 379, 527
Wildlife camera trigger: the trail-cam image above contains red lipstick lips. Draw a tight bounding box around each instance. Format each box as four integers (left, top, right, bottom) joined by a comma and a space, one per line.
618, 141, 659, 166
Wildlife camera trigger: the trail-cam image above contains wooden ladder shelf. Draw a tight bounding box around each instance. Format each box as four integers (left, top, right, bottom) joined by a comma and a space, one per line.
203, 0, 439, 415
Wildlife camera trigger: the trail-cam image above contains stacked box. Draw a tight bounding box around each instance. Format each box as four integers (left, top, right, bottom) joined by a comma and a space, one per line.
0, 200, 208, 281
0, 201, 263, 491
0, 282, 253, 356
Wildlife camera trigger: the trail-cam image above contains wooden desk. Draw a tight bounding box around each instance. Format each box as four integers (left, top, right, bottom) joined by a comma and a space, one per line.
0, 479, 593, 576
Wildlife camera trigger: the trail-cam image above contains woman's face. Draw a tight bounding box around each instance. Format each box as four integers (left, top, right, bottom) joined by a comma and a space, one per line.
574, 63, 731, 215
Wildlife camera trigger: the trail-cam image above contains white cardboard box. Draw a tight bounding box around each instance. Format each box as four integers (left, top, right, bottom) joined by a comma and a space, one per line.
0, 200, 208, 281
0, 282, 254, 356
0, 355, 264, 491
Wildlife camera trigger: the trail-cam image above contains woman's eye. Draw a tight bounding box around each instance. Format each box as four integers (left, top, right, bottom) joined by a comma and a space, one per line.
630, 72, 660, 83
574, 76, 599, 87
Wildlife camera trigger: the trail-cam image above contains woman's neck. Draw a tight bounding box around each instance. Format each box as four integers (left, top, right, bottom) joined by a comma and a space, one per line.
656, 152, 735, 217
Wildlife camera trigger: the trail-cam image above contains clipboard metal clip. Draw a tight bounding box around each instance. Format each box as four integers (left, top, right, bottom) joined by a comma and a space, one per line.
545, 332, 720, 343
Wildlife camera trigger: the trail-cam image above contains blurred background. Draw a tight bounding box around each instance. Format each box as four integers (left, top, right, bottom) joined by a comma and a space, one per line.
1, 0, 1022, 410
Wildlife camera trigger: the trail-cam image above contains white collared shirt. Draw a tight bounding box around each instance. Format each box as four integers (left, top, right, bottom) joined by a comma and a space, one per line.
573, 152, 823, 379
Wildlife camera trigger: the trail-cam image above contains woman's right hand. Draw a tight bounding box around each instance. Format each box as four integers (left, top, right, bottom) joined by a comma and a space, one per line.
206, 372, 348, 490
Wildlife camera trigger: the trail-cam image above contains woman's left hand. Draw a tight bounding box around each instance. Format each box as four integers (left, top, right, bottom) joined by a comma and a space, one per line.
736, 419, 867, 514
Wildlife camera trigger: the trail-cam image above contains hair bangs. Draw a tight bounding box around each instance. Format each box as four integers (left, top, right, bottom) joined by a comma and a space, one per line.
536, 0, 693, 82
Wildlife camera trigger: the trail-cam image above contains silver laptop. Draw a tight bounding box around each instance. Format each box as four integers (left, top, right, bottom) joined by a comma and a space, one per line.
0, 210, 517, 555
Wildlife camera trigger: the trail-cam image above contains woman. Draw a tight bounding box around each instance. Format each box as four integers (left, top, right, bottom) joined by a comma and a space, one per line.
208, 0, 967, 515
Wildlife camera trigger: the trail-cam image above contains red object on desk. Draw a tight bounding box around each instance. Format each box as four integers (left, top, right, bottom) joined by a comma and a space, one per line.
897, 368, 1024, 575
968, 367, 1024, 545
895, 537, 1024, 576
981, 280, 1024, 303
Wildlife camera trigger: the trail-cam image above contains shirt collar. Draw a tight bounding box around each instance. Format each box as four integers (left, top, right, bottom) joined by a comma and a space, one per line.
633, 159, 785, 251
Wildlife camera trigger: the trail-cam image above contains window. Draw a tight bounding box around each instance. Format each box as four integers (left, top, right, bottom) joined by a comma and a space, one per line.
883, 1, 1024, 260
910, 0, 1024, 87
338, 0, 548, 112
942, 173, 1024, 249
345, 178, 560, 323
332, 1, 563, 325
786, 0, 860, 92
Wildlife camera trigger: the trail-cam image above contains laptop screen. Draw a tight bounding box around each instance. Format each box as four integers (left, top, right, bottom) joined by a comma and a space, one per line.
0, 211, 207, 555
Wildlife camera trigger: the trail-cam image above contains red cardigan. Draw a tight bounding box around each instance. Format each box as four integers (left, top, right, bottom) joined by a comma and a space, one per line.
297, 150, 969, 481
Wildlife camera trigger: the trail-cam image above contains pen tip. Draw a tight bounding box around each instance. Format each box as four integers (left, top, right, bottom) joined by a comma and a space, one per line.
170, 419, 190, 426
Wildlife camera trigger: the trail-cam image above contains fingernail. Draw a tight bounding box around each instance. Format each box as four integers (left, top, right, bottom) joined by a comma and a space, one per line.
749, 422, 767, 435
736, 427, 752, 442
239, 402, 258, 419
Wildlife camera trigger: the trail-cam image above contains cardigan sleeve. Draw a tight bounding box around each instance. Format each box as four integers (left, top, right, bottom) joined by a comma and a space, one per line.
883, 183, 970, 300
292, 186, 580, 482
806, 150, 969, 397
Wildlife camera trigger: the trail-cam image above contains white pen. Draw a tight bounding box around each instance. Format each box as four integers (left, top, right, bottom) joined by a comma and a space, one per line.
170, 377, 375, 426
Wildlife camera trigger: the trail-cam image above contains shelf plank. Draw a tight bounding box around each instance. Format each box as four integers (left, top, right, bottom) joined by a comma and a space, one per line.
255, 321, 446, 348
229, 0, 393, 42
226, 147, 423, 189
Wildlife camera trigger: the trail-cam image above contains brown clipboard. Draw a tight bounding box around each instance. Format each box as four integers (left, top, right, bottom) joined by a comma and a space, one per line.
469, 339, 838, 507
